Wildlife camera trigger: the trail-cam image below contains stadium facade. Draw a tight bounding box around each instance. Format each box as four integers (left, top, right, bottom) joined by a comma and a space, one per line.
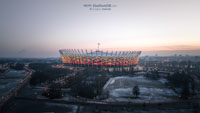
59, 49, 141, 67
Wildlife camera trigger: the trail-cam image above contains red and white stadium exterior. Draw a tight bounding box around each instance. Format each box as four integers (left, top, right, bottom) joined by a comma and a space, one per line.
59, 49, 141, 67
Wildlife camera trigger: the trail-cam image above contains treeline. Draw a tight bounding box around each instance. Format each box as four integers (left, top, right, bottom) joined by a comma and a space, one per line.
68, 68, 109, 99
167, 71, 196, 99
0, 58, 61, 64
10, 63, 25, 70
0, 69, 6, 73
29, 63, 72, 85
103, 67, 135, 76
29, 63, 51, 72
42, 83, 63, 99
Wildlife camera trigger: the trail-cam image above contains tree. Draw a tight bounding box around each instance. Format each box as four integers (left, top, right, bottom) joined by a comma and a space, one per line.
133, 85, 140, 98
181, 83, 190, 99
10, 63, 24, 70
43, 83, 63, 99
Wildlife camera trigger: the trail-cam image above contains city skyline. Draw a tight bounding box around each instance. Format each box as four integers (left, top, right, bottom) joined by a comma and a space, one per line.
0, 0, 200, 57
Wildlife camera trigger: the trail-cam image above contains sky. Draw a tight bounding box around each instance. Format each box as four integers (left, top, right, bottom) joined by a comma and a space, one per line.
0, 0, 200, 57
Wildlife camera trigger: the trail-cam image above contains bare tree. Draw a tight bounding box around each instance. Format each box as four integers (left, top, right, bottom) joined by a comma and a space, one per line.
133, 85, 140, 98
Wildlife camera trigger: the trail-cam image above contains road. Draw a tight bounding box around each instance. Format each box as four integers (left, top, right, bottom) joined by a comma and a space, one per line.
14, 96, 200, 110
0, 67, 32, 113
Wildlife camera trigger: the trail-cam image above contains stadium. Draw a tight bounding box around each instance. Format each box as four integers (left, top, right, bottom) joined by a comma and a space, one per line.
59, 49, 141, 67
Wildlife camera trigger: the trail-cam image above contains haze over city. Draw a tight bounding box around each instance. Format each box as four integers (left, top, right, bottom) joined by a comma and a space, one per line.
0, 0, 200, 57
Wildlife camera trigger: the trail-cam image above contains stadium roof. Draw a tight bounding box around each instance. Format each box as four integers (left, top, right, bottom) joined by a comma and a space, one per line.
59, 49, 141, 57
